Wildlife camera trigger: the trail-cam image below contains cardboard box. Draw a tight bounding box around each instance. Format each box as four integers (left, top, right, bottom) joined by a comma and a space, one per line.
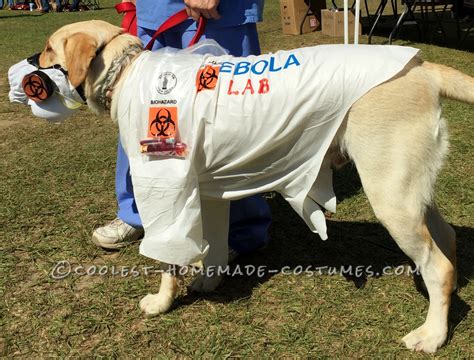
321, 9, 362, 38
280, 0, 325, 35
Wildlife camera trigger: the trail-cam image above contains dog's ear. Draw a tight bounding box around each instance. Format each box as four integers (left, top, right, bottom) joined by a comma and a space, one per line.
64, 33, 99, 88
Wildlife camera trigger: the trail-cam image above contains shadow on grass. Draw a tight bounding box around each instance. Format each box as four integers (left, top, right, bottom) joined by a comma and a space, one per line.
177, 191, 472, 334
332, 161, 362, 201
0, 13, 44, 19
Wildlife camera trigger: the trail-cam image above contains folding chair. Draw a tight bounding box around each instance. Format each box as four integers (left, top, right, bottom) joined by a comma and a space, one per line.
456, 0, 474, 45
81, 0, 99, 10
388, 0, 453, 44
367, 0, 403, 43
299, 0, 327, 34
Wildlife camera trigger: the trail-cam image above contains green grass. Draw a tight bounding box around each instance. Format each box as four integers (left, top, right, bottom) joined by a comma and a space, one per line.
1, 0, 473, 357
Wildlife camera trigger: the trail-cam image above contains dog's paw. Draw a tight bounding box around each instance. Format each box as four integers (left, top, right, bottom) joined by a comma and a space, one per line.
402, 325, 447, 353
139, 293, 174, 316
189, 273, 223, 293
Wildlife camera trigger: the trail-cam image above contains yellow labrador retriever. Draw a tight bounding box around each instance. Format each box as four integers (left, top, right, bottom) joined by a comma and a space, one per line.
24, 20, 474, 353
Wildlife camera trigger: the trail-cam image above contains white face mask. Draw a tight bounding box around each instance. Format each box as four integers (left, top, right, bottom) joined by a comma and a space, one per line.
8, 55, 86, 122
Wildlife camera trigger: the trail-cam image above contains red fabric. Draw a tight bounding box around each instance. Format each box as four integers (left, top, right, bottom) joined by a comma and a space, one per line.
115, 2, 137, 36
115, 4, 206, 49
144, 9, 207, 50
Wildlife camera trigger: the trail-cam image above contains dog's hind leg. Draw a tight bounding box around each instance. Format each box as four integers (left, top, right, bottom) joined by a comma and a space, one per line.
398, 206, 457, 353
343, 89, 457, 352
351, 161, 456, 352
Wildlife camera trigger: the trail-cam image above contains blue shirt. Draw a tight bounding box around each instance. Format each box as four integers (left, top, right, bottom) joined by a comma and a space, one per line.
136, 0, 264, 30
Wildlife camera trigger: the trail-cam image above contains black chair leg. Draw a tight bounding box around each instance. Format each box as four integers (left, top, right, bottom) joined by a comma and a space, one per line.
299, 6, 313, 34
368, 0, 388, 43
389, 0, 421, 43
431, 2, 448, 44
389, 2, 410, 43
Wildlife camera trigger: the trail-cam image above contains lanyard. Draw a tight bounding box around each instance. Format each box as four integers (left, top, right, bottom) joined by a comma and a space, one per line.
115, 3, 206, 49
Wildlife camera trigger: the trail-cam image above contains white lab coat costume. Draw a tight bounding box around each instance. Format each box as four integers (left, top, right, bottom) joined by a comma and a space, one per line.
114, 44, 419, 265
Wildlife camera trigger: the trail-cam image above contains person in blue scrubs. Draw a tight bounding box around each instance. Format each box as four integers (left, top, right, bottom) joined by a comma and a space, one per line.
92, 0, 272, 258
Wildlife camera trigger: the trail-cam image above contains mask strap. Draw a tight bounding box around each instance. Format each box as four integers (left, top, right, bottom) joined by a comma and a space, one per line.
55, 90, 84, 110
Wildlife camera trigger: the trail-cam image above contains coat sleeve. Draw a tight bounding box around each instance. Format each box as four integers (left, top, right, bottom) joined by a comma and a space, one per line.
134, 169, 209, 266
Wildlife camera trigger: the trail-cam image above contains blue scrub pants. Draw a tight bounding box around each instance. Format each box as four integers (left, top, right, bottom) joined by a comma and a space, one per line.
116, 22, 272, 254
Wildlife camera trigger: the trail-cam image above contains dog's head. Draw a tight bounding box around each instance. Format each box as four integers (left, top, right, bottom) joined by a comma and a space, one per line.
8, 20, 143, 121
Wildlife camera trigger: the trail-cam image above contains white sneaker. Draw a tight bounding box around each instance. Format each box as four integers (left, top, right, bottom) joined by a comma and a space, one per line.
92, 218, 144, 249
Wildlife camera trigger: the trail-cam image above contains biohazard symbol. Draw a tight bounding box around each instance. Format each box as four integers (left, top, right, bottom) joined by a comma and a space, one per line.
148, 107, 178, 138
196, 65, 220, 92
22, 72, 52, 102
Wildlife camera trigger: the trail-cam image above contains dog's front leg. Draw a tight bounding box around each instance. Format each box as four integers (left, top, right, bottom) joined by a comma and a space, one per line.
190, 199, 230, 293
140, 262, 182, 316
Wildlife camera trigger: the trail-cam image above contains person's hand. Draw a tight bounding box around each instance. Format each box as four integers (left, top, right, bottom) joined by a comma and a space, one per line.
121, 0, 135, 4
184, 0, 221, 21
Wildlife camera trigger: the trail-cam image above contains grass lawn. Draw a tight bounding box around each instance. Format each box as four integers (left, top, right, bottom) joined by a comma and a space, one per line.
0, 0, 472, 357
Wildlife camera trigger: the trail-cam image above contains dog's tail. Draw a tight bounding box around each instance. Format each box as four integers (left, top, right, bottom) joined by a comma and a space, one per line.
423, 62, 474, 104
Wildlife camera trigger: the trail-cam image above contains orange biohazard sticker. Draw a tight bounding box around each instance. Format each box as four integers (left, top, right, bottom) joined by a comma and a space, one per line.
148, 107, 178, 139
196, 65, 220, 92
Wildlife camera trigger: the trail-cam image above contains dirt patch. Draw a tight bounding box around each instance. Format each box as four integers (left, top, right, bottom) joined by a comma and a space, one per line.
74, 274, 104, 291
0, 120, 17, 130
